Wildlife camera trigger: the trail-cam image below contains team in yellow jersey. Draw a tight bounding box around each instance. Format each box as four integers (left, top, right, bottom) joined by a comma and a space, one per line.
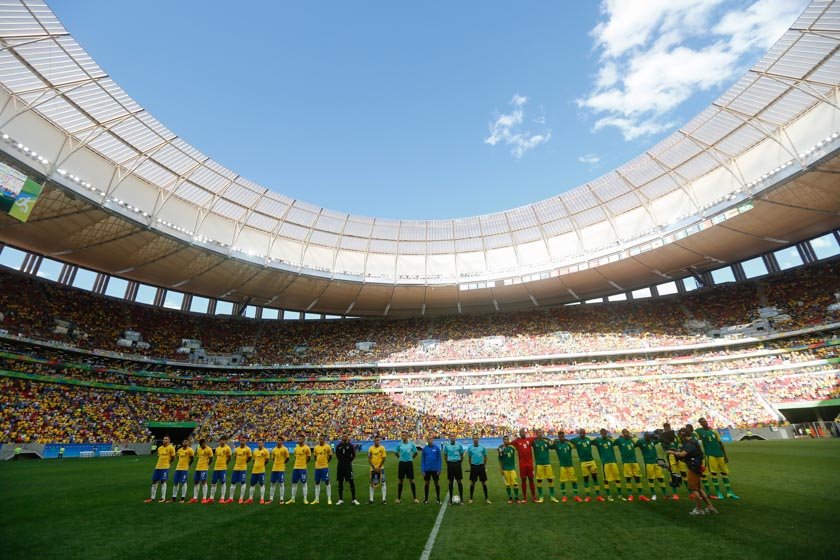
192, 439, 213, 503
231, 440, 253, 503
246, 442, 271, 503
210, 437, 232, 503
145, 436, 176, 503
288, 435, 312, 504
312, 436, 333, 505
171, 441, 195, 502
269, 437, 290, 504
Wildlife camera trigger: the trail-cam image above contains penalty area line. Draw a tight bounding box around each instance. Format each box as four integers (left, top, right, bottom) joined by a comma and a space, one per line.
419, 494, 448, 560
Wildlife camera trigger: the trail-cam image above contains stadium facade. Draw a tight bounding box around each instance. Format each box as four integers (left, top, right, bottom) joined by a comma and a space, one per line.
0, 0, 838, 317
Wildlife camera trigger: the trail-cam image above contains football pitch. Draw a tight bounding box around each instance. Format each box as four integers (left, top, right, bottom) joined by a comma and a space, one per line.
1, 439, 838, 560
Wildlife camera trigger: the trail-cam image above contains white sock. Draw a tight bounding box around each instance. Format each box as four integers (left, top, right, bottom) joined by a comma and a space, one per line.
382, 482, 387, 500
181, 484, 187, 499
202, 485, 208, 499
270, 484, 276, 501
210, 484, 216, 499
193, 486, 199, 499
302, 484, 308, 501
370, 486, 374, 501
315, 485, 321, 502
161, 483, 167, 499
260, 486, 265, 500
326, 483, 331, 501
280, 483, 285, 501
151, 485, 157, 500
292, 483, 297, 499
220, 485, 227, 500
249, 486, 255, 499
172, 483, 179, 499
239, 485, 246, 500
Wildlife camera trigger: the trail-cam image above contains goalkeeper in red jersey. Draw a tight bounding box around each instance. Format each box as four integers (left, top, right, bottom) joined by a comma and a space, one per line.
510, 428, 538, 502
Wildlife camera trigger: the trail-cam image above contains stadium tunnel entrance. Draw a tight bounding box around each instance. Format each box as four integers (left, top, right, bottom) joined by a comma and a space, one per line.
147, 422, 197, 445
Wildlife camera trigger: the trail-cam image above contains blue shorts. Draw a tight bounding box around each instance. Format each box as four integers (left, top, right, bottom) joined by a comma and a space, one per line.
211, 471, 226, 484
292, 469, 308, 483
370, 470, 386, 485
314, 468, 330, 484
270, 472, 285, 484
194, 471, 208, 484
174, 470, 188, 484
250, 473, 265, 486
151, 468, 169, 483
231, 471, 247, 485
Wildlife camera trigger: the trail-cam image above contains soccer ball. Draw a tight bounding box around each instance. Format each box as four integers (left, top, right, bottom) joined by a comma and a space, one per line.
452, 495, 461, 505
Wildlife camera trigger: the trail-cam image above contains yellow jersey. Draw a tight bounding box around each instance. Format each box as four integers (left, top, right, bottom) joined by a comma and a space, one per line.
233, 445, 252, 471
369, 445, 387, 469
271, 446, 290, 472
195, 446, 214, 471
313, 444, 332, 469
175, 446, 195, 470
154, 444, 176, 469
293, 444, 311, 469
213, 444, 232, 471
252, 448, 270, 474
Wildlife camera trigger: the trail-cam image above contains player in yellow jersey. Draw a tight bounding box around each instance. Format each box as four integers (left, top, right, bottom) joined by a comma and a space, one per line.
145, 436, 176, 503
311, 435, 333, 505
192, 439, 214, 503
171, 440, 195, 502
368, 434, 388, 504
268, 436, 290, 504
210, 436, 232, 503
232, 438, 253, 504
288, 434, 311, 504
247, 441, 271, 504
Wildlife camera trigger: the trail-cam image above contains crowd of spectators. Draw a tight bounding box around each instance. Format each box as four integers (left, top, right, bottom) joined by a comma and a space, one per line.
1, 259, 837, 365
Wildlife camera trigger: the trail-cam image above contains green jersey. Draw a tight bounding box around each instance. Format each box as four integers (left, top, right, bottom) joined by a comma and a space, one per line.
615, 436, 638, 464
695, 428, 724, 457
498, 445, 517, 471
594, 437, 617, 463
532, 438, 552, 465
553, 440, 574, 467
572, 436, 594, 462
635, 439, 659, 464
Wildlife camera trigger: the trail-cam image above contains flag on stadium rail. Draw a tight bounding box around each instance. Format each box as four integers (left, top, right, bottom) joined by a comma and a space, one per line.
0, 162, 43, 223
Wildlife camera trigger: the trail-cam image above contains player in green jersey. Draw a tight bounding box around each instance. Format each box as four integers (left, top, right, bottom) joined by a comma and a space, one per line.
532, 429, 558, 503
594, 429, 623, 501
696, 418, 740, 500
498, 435, 521, 504
571, 428, 603, 502
552, 431, 581, 503
616, 429, 647, 501
636, 432, 669, 500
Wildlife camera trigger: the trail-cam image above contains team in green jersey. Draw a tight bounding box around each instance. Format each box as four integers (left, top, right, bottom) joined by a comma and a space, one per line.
635, 433, 669, 499
697, 417, 740, 499
531, 429, 558, 503
498, 435, 521, 503
493, 423, 739, 507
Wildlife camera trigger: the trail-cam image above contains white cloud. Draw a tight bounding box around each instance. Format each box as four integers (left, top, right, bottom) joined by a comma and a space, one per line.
485, 94, 551, 158
578, 153, 601, 165
580, 0, 809, 140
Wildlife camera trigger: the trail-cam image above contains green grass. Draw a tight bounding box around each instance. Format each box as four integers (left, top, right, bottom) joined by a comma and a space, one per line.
1, 439, 838, 559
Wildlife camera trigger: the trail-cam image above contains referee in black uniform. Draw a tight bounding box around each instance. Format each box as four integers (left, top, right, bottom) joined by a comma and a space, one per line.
335, 433, 359, 505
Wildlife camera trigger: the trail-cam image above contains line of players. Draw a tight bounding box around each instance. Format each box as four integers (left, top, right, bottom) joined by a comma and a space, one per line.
144, 417, 738, 515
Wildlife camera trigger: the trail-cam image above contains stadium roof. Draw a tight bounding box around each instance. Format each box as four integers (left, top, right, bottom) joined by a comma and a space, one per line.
0, 0, 838, 316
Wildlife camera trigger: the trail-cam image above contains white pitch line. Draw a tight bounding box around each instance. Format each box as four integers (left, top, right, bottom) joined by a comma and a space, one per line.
419, 495, 448, 560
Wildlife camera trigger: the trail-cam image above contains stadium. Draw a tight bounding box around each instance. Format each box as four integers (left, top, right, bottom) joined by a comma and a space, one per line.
0, 0, 838, 558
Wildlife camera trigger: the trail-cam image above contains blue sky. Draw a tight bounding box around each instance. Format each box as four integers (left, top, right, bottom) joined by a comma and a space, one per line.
48, 0, 807, 220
